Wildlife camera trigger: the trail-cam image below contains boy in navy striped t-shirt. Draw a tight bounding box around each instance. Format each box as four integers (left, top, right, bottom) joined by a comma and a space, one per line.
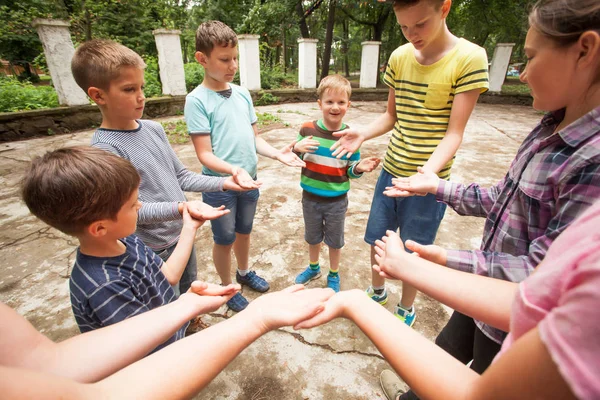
293, 75, 380, 292
21, 147, 240, 354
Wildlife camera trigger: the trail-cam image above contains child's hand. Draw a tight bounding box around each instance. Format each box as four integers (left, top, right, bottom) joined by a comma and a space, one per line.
384, 167, 440, 197
223, 176, 262, 192
232, 167, 261, 190
293, 289, 363, 329
244, 285, 334, 333
293, 136, 320, 153
186, 201, 230, 223
181, 281, 240, 315
405, 240, 448, 266
372, 230, 410, 281
330, 128, 365, 159
355, 156, 381, 173
275, 141, 306, 167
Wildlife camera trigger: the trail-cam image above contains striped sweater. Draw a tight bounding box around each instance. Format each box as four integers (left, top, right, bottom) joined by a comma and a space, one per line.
297, 120, 362, 201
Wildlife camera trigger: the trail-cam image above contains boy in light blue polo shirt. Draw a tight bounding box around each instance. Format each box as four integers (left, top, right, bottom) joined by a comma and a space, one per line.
185, 21, 304, 312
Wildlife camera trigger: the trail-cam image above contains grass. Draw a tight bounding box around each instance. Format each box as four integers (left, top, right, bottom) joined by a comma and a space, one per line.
501, 76, 530, 95
162, 112, 284, 145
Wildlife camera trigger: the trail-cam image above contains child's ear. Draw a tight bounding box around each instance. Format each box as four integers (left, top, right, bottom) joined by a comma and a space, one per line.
87, 221, 108, 238
577, 30, 600, 67
88, 86, 106, 105
441, 0, 452, 18
195, 51, 208, 66
317, 99, 322, 109
347, 100, 351, 108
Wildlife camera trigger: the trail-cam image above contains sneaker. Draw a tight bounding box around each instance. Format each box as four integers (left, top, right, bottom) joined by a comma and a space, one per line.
326, 274, 340, 292
236, 270, 270, 293
394, 304, 416, 327
380, 370, 405, 400
226, 292, 249, 312
366, 286, 388, 305
295, 266, 322, 284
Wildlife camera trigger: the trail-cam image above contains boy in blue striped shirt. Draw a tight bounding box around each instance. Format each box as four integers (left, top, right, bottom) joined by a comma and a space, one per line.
293, 75, 380, 292
21, 146, 240, 354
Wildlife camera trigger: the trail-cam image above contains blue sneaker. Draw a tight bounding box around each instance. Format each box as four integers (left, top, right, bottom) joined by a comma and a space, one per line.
366, 286, 388, 305
326, 274, 340, 292
394, 304, 416, 327
295, 266, 322, 284
236, 270, 270, 293
226, 292, 249, 312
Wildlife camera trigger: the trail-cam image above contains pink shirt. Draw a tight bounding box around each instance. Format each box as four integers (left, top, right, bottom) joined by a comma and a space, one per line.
498, 201, 600, 399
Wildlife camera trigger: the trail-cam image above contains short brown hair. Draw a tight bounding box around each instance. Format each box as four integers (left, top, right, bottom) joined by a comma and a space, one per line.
393, 0, 445, 10
317, 75, 352, 99
529, 0, 600, 47
21, 146, 141, 236
195, 20, 238, 56
71, 39, 146, 92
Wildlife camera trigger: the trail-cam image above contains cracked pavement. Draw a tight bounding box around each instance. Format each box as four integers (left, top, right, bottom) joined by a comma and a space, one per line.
0, 102, 541, 399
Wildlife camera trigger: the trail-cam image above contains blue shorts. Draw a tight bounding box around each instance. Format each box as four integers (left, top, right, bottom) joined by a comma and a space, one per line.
202, 188, 260, 246
364, 169, 447, 247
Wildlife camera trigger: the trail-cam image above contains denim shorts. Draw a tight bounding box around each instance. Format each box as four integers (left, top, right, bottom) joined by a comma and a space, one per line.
302, 194, 348, 249
202, 188, 260, 245
364, 169, 447, 247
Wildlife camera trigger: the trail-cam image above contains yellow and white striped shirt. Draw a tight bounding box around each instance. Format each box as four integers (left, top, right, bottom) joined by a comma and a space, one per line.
383, 38, 489, 180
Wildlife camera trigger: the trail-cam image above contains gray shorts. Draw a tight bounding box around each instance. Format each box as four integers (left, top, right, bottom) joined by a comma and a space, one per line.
302, 194, 348, 249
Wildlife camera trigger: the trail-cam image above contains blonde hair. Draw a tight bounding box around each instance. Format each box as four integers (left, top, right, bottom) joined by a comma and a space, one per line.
195, 21, 238, 56
317, 75, 352, 99
71, 39, 146, 92
529, 0, 600, 46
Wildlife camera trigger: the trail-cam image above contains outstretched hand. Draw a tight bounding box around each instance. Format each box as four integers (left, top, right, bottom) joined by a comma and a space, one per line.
294, 136, 320, 153
355, 156, 381, 174
232, 167, 262, 190
244, 285, 334, 333
330, 129, 365, 159
384, 167, 439, 197
293, 290, 363, 329
405, 240, 448, 266
186, 201, 230, 223
182, 281, 240, 315
276, 141, 306, 167
372, 230, 411, 281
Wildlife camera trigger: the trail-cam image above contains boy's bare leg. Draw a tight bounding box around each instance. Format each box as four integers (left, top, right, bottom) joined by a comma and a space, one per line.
328, 247, 341, 271
371, 246, 385, 287
309, 243, 321, 265
213, 243, 233, 285
233, 233, 250, 270
400, 283, 417, 309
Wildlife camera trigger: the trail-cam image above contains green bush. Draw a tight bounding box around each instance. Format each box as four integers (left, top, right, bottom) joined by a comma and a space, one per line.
143, 56, 162, 98
260, 66, 296, 89
184, 63, 204, 91
0, 76, 59, 112
254, 91, 279, 106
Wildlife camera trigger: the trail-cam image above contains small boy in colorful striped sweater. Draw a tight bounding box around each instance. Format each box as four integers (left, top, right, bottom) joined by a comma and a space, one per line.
293, 75, 380, 292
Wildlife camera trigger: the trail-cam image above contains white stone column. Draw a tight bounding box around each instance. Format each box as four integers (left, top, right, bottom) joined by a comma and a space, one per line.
237, 34, 261, 90
298, 38, 318, 89
489, 43, 515, 93
152, 29, 187, 96
32, 19, 89, 106
360, 41, 381, 88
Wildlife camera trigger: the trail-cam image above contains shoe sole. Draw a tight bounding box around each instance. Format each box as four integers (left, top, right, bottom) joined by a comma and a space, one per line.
296, 271, 322, 285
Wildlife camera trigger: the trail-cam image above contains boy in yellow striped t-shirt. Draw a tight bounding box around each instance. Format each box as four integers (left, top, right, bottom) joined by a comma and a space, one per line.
331, 0, 488, 327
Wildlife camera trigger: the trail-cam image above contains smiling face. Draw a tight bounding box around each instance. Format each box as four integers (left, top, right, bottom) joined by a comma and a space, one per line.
317, 89, 351, 131
196, 45, 238, 90
394, 0, 449, 51
520, 28, 579, 112
99, 66, 146, 126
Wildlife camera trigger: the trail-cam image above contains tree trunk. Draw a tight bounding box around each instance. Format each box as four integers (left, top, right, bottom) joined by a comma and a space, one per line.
342, 19, 349, 77
295, 2, 310, 38
320, 0, 336, 81
282, 23, 287, 73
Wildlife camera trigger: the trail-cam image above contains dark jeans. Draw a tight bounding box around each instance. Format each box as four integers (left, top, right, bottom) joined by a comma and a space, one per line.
399, 311, 502, 400
156, 243, 197, 297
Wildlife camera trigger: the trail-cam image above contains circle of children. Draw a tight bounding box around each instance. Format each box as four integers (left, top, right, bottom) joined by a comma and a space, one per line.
2, 0, 599, 398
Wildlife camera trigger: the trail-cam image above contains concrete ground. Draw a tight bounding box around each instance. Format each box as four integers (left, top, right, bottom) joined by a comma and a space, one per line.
0, 101, 541, 399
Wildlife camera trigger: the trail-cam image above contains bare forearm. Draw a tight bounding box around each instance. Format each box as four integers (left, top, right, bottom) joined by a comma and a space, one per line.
255, 136, 279, 159
396, 256, 516, 332
362, 111, 397, 141
162, 226, 197, 284
197, 152, 236, 175
94, 312, 265, 399
345, 293, 479, 400
43, 297, 200, 382
422, 131, 463, 174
